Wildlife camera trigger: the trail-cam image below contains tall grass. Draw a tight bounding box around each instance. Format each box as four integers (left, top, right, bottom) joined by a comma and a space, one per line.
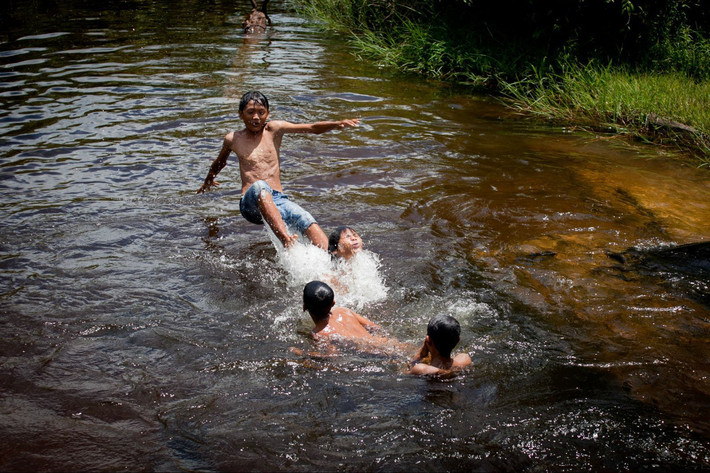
504, 63, 710, 165
292, 0, 710, 165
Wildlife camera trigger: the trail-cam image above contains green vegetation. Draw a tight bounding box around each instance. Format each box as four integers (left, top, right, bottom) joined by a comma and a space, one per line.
292, 0, 710, 165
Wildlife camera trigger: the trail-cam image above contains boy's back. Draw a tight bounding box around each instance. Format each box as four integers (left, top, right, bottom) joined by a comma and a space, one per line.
312, 306, 376, 340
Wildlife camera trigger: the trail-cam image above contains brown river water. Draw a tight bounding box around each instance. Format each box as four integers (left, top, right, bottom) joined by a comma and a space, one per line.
1, 1, 709, 471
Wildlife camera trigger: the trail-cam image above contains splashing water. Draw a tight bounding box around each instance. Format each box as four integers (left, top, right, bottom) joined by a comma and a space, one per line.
265, 226, 388, 308
331, 251, 388, 309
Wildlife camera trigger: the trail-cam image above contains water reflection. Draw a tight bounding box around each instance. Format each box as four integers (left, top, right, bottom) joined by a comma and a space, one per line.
1, 0, 709, 471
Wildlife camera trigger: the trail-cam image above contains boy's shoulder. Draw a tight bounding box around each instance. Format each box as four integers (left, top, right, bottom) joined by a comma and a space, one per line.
224, 129, 242, 143
264, 119, 289, 131
331, 306, 356, 318
453, 352, 472, 368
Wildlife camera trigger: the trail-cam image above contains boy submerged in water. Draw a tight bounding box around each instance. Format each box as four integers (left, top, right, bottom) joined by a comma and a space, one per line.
300, 280, 404, 355
196, 91, 359, 250
408, 314, 472, 376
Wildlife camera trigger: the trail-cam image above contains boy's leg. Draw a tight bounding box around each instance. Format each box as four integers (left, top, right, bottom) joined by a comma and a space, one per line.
304, 223, 328, 250
257, 190, 298, 247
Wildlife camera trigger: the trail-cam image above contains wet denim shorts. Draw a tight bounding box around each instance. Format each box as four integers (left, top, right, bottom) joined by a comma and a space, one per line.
239, 180, 317, 234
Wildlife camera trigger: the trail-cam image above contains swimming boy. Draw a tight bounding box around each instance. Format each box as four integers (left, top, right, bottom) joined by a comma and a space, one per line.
196, 91, 359, 250
408, 314, 472, 375
301, 280, 404, 354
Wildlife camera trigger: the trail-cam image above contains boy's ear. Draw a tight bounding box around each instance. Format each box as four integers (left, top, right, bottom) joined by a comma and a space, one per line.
329, 300, 336, 310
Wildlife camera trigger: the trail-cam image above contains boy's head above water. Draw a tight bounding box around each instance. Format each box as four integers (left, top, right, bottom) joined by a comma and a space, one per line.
303, 280, 335, 321
427, 314, 461, 358
328, 226, 363, 260
239, 91, 269, 113
239, 91, 270, 133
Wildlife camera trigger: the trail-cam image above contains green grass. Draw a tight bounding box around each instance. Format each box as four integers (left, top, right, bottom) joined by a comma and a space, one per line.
503, 63, 710, 165
292, 0, 710, 166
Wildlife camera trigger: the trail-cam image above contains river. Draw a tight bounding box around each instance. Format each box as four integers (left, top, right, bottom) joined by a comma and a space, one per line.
1, 1, 709, 471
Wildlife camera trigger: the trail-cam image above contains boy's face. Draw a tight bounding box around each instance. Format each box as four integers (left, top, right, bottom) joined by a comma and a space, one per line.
334, 228, 363, 260
240, 100, 269, 132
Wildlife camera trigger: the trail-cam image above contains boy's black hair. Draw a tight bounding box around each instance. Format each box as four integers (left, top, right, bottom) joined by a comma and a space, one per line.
327, 226, 352, 254
303, 281, 334, 321
239, 91, 269, 113
427, 315, 461, 358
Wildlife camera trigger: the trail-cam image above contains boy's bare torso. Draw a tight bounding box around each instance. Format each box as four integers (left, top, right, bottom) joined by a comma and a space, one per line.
228, 122, 286, 194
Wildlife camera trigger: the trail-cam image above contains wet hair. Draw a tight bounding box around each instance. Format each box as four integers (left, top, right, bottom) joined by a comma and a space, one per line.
303, 281, 334, 321
327, 226, 355, 255
427, 315, 461, 358
239, 91, 269, 113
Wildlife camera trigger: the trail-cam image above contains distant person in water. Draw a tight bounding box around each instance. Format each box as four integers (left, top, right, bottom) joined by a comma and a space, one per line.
300, 280, 404, 355
408, 314, 471, 376
328, 226, 363, 261
196, 91, 359, 250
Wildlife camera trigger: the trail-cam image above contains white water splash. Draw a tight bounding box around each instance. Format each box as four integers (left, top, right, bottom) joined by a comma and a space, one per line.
331, 251, 388, 309
265, 226, 388, 308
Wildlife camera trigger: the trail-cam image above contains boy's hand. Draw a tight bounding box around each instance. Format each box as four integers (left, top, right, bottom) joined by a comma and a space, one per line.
196, 179, 219, 194
283, 233, 299, 248
414, 339, 429, 360
339, 118, 360, 128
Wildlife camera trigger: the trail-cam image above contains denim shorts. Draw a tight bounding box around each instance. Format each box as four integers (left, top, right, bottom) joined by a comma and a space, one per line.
239, 180, 317, 234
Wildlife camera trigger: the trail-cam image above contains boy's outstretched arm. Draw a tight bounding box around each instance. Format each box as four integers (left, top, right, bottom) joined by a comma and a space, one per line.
196, 138, 231, 194
270, 118, 360, 135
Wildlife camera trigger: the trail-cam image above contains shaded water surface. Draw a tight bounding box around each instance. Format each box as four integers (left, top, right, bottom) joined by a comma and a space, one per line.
1, 1, 709, 471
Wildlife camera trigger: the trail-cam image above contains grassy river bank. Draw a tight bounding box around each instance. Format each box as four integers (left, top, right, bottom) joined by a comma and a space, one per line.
291, 0, 710, 166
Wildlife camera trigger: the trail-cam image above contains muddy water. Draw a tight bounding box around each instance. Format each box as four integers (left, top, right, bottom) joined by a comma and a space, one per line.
1, 1, 709, 471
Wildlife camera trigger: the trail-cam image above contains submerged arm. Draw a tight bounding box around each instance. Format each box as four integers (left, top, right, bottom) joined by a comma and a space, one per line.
354, 311, 380, 331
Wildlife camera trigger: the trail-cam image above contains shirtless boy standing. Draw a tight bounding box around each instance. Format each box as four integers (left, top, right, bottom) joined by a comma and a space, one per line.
196, 91, 359, 249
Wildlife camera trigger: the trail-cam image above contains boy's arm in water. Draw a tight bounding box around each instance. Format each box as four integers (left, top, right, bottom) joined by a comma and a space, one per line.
409, 353, 472, 376
196, 134, 233, 194
353, 310, 381, 332
407, 339, 448, 375
269, 118, 359, 135
289, 343, 338, 359
407, 339, 430, 372
409, 362, 444, 376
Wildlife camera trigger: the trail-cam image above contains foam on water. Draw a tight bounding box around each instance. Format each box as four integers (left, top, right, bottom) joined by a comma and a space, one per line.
330, 250, 388, 309
265, 227, 388, 309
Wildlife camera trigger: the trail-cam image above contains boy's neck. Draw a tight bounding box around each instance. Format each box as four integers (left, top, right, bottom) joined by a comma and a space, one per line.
311, 311, 331, 333
241, 121, 267, 137
245, 126, 264, 137
428, 349, 453, 369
